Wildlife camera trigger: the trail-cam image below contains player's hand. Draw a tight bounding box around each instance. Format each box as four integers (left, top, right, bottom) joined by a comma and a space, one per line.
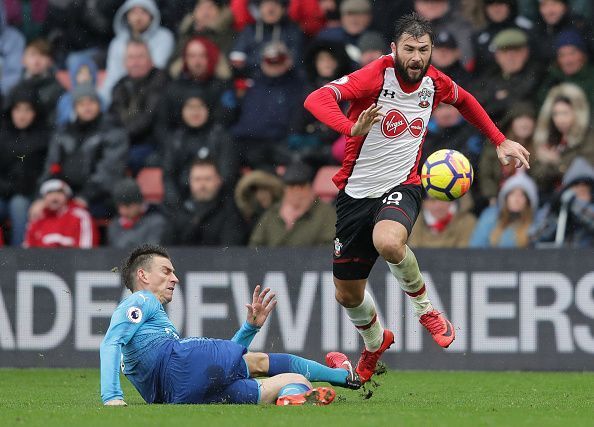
496, 139, 530, 169
351, 104, 384, 137
104, 399, 127, 406
246, 285, 276, 328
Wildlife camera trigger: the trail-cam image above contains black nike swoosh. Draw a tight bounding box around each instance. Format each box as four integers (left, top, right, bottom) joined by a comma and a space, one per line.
443, 321, 453, 337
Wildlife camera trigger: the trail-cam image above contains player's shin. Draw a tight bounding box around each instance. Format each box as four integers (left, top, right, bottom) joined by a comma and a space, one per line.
267, 354, 350, 386
345, 290, 384, 352
386, 245, 433, 316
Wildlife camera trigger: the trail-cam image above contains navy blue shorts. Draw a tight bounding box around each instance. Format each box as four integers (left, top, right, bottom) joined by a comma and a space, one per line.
161, 338, 260, 404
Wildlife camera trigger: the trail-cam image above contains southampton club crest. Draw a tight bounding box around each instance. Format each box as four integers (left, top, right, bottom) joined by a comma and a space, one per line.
334, 238, 343, 257
418, 88, 432, 108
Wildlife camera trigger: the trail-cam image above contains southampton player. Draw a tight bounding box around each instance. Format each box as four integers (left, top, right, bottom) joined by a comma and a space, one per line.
101, 244, 360, 406
304, 13, 530, 383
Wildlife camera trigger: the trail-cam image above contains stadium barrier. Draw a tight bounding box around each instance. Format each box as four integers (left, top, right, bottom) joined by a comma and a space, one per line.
0, 248, 592, 371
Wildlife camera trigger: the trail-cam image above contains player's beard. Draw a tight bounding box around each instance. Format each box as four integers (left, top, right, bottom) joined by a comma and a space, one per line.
395, 55, 431, 84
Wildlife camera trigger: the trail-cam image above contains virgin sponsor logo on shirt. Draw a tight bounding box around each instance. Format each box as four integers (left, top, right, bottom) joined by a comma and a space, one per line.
381, 109, 424, 138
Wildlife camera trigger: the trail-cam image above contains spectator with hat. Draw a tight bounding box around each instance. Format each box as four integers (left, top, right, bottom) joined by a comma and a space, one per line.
533, 0, 593, 65
23, 178, 98, 248
162, 89, 239, 207
232, 41, 305, 170
537, 30, 594, 113
0, 86, 49, 246
431, 30, 472, 87
316, 0, 374, 64
470, 172, 539, 248
471, 28, 542, 123
229, 0, 303, 79
107, 178, 167, 248
472, 0, 533, 76
357, 31, 386, 67
39, 83, 128, 218
249, 161, 336, 247
169, 158, 248, 246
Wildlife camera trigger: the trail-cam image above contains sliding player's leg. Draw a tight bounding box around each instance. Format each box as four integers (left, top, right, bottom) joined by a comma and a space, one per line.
259, 373, 335, 406
243, 352, 360, 389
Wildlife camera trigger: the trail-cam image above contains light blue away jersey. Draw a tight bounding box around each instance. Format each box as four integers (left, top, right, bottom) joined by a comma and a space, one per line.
100, 290, 179, 403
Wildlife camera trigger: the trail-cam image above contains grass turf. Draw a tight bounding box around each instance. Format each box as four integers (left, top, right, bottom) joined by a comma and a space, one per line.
0, 369, 592, 427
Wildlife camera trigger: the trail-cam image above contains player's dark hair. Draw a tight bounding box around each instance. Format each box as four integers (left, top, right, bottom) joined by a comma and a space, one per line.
393, 12, 434, 45
191, 157, 219, 171
121, 244, 171, 291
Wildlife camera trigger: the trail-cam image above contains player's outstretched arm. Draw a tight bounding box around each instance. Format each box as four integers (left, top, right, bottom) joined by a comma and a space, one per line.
246, 285, 276, 328
496, 139, 531, 169
231, 285, 276, 348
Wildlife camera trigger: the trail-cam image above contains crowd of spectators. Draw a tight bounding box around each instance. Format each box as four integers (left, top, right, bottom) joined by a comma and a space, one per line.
0, 0, 593, 249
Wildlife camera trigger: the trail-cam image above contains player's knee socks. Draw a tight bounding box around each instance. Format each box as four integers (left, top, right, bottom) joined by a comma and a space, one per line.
278, 382, 310, 398
345, 290, 384, 352
268, 353, 349, 386
387, 245, 433, 316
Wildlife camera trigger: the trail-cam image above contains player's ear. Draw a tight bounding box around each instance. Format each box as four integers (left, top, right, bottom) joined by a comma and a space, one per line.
390, 42, 397, 54
137, 267, 149, 285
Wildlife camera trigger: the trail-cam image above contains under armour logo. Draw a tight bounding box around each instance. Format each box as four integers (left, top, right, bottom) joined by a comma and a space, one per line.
383, 89, 396, 98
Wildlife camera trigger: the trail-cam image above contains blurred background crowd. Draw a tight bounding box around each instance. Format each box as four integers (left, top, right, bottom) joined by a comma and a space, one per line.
0, 0, 592, 249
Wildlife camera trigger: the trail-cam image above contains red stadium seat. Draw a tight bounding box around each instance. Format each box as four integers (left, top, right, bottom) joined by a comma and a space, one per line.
136, 167, 164, 204
313, 166, 341, 202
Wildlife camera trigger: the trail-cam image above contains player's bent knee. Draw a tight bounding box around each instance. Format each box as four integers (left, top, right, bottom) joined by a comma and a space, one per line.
244, 352, 269, 377
335, 288, 363, 308
373, 223, 408, 263
333, 278, 366, 308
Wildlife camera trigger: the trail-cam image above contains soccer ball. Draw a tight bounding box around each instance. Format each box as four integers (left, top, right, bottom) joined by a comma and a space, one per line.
421, 149, 473, 201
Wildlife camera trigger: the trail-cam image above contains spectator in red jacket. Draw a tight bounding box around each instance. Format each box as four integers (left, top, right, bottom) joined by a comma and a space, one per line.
24, 179, 98, 248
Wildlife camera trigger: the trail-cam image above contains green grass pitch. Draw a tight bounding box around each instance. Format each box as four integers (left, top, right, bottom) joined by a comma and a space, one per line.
0, 369, 592, 427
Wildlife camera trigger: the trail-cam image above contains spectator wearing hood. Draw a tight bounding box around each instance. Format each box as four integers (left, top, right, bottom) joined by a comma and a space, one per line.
316, 0, 375, 64
232, 41, 305, 170
530, 157, 594, 247
230, 0, 304, 78
158, 36, 234, 134
532, 0, 593, 65
107, 178, 167, 248
0, 86, 49, 246
162, 90, 239, 207
13, 38, 65, 126
109, 38, 169, 173
471, 28, 542, 123
537, 30, 594, 113
409, 196, 476, 248
470, 173, 538, 248
24, 179, 98, 248
431, 30, 472, 87
531, 83, 594, 202
100, 0, 174, 104
0, 2, 25, 97
55, 55, 104, 128
249, 161, 336, 247
370, 0, 414, 44
169, 158, 248, 246
234, 169, 284, 233
472, 0, 533, 76
413, 0, 475, 67
3, 0, 48, 42
39, 84, 128, 218
478, 102, 536, 205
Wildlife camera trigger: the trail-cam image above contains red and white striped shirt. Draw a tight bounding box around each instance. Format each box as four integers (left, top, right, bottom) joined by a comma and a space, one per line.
304, 54, 505, 198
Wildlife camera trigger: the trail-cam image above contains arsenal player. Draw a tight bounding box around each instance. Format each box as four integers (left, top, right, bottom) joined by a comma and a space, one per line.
305, 12, 530, 383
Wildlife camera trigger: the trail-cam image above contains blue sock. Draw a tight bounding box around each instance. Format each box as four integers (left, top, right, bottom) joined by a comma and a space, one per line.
278, 382, 310, 397
267, 353, 348, 386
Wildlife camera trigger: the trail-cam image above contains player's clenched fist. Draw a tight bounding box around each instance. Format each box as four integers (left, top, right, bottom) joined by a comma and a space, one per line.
351, 104, 384, 137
